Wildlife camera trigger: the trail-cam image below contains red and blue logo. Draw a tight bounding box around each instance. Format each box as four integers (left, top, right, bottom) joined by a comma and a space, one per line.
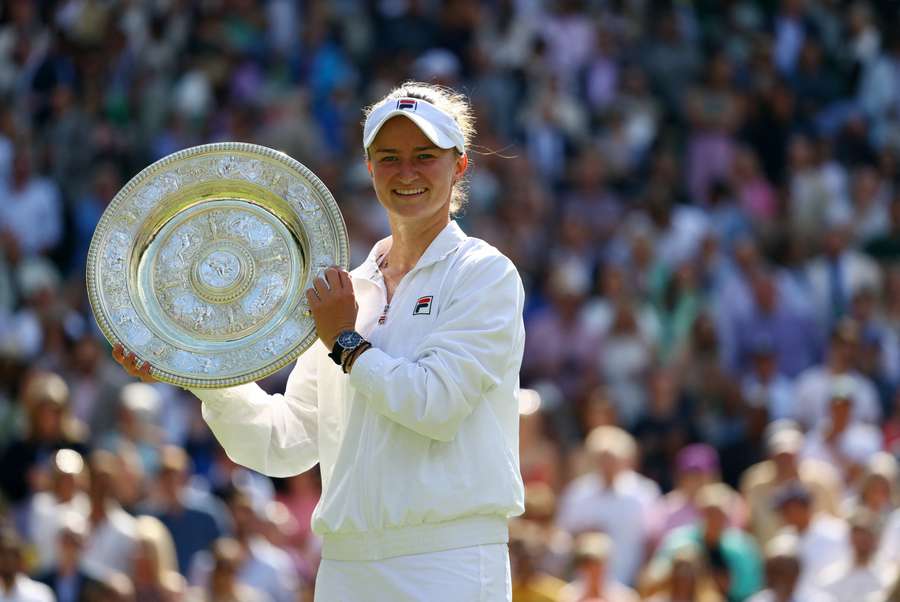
397, 98, 417, 111
413, 295, 433, 315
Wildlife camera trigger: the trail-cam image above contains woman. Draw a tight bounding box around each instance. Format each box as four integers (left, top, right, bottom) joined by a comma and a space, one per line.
131, 516, 184, 602
115, 82, 527, 601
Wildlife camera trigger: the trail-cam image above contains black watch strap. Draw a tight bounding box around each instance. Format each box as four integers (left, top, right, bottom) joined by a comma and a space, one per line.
328, 342, 343, 366
329, 330, 364, 366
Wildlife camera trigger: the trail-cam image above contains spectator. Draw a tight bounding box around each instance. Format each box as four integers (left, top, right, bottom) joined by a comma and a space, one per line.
875, 478, 900, 579
863, 193, 900, 262
523, 257, 599, 402
771, 482, 851, 590
0, 147, 62, 259
597, 300, 656, 426
142, 445, 224, 574
885, 386, 900, 456
256, 501, 310, 595
793, 320, 882, 428
846, 165, 890, 245
99, 383, 163, 475
805, 222, 882, 327
740, 337, 797, 422
519, 390, 564, 490
730, 269, 819, 378
189, 487, 298, 602
273, 470, 321, 585
741, 424, 842, 544
747, 532, 836, 602
0, 371, 87, 516
632, 369, 697, 493
28, 448, 90, 572
558, 532, 639, 602
650, 444, 745, 547
683, 51, 742, 204
730, 146, 777, 224
508, 522, 566, 602
801, 382, 884, 479
820, 508, 894, 602
581, 262, 659, 348
34, 512, 95, 602
131, 515, 184, 602
61, 334, 129, 438
557, 426, 655, 585
641, 10, 701, 112
848, 452, 898, 521
186, 538, 270, 602
81, 450, 139, 581
521, 483, 573, 580
647, 483, 763, 602
0, 527, 54, 602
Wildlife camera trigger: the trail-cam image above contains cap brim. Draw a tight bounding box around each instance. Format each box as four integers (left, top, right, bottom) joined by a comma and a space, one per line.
364, 111, 458, 152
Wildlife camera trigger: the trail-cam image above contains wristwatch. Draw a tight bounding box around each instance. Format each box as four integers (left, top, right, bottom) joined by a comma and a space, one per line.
329, 330, 366, 367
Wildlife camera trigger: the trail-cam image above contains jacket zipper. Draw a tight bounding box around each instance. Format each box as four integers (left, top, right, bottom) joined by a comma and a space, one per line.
360, 269, 415, 528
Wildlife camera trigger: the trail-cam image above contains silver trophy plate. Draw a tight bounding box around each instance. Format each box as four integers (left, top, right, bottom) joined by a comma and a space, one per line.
86, 142, 349, 388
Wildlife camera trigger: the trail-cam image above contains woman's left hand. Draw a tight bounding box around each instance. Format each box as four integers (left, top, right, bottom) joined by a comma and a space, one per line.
306, 267, 358, 348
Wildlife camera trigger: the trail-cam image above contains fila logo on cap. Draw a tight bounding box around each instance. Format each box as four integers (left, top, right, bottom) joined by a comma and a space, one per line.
397, 98, 417, 111
413, 295, 433, 315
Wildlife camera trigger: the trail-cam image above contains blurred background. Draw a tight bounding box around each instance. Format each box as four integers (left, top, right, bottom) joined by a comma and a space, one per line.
1, 0, 900, 600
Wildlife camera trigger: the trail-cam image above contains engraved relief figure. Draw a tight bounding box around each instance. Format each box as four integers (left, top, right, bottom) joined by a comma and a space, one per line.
135, 185, 160, 210
217, 156, 238, 178
116, 311, 136, 328
177, 234, 191, 266
228, 214, 273, 248
255, 280, 277, 313
208, 213, 219, 238
239, 159, 262, 182
288, 182, 318, 213
242, 274, 283, 317
192, 304, 213, 329
260, 253, 285, 269
159, 173, 181, 194
104, 231, 130, 271
199, 251, 240, 288
175, 229, 200, 266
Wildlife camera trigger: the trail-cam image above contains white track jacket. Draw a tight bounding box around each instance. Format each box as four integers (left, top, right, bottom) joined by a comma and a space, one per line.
192, 221, 526, 561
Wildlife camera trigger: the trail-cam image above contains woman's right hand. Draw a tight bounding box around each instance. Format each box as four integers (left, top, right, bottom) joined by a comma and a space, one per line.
112, 343, 157, 383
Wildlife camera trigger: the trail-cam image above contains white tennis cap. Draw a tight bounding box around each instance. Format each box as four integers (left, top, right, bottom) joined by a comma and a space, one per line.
363, 97, 465, 154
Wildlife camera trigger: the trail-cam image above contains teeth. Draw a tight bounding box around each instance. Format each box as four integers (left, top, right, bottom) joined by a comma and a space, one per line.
395, 188, 425, 196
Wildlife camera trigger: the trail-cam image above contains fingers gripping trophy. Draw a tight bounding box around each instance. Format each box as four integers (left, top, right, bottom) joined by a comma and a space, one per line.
91, 82, 527, 601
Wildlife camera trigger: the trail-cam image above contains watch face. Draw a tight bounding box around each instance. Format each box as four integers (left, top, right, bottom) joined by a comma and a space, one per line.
338, 331, 363, 348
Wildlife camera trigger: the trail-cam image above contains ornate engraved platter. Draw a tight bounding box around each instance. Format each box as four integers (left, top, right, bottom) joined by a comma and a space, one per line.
86, 142, 349, 388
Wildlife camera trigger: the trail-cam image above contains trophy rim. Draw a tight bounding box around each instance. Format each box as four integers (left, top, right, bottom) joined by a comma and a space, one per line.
86, 142, 349, 388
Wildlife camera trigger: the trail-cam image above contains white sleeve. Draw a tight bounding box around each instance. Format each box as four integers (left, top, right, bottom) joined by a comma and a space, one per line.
193, 343, 323, 477
348, 254, 525, 442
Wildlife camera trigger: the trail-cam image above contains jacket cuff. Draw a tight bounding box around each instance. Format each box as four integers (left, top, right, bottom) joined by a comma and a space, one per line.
348, 345, 391, 392
191, 383, 261, 417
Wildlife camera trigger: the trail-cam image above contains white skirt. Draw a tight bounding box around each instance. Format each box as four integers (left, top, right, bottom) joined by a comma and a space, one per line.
314, 543, 511, 602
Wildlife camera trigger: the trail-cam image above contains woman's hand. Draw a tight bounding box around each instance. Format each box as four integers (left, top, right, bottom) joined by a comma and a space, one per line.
306, 267, 358, 347
112, 343, 157, 383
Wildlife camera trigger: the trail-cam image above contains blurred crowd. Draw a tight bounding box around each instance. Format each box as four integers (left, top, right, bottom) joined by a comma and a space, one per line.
1, 0, 900, 600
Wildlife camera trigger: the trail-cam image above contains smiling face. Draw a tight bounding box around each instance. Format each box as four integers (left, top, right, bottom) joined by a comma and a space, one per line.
367, 116, 467, 227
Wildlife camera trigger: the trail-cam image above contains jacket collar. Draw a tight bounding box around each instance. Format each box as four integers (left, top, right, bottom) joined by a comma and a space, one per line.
353, 221, 467, 281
